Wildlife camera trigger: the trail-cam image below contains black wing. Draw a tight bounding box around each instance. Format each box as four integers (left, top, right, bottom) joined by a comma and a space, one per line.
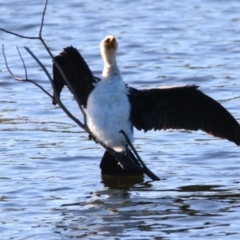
52, 46, 98, 107
129, 85, 240, 146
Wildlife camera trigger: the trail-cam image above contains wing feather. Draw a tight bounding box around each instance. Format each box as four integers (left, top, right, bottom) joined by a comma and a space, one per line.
52, 46, 98, 107
129, 85, 240, 145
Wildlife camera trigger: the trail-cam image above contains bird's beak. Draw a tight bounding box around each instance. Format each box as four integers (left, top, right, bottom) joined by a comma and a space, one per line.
107, 37, 116, 49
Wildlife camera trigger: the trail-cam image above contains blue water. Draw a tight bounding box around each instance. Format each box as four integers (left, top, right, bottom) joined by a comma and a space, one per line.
1, 0, 240, 239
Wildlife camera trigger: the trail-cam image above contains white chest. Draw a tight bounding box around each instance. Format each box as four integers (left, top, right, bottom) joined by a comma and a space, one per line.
87, 78, 133, 152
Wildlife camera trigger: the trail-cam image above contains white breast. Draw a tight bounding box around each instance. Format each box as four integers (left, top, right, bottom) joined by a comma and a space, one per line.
87, 77, 133, 152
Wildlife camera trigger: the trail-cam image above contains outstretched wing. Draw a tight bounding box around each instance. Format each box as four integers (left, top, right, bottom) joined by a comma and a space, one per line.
52, 46, 99, 107
129, 85, 240, 145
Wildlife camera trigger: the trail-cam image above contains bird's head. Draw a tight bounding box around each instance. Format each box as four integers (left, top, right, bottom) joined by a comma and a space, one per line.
100, 35, 118, 65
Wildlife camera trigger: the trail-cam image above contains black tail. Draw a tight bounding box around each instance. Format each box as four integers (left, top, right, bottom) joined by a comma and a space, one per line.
100, 150, 143, 176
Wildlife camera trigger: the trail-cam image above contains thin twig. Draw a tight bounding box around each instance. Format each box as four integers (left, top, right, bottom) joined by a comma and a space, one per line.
0, 0, 160, 180
16, 46, 28, 79
120, 130, 146, 168
24, 46, 86, 130
41, 39, 88, 127
2, 44, 20, 80
0, 0, 89, 137
2, 0, 91, 138
120, 130, 160, 180
37, 0, 88, 128
0, 28, 39, 40
25, 79, 53, 99
24, 47, 51, 86
39, 0, 48, 37
2, 44, 53, 99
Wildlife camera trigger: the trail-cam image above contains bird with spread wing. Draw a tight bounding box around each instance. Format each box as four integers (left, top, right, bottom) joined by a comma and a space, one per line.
52, 35, 240, 176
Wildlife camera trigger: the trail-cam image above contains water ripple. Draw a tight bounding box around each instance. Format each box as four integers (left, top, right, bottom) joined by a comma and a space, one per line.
1, 0, 240, 239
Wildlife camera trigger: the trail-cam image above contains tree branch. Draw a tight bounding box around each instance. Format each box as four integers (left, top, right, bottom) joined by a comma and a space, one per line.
16, 46, 28, 79
120, 130, 160, 180
2, 44, 53, 99
0, 0, 160, 181
39, 0, 48, 37
0, 28, 39, 39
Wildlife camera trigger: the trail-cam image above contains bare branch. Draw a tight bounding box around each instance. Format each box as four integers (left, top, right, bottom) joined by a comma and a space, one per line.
24, 47, 51, 85
0, 0, 160, 180
20, 45, 148, 176
120, 130, 160, 180
24, 46, 86, 130
2, 44, 21, 80
0, 28, 39, 39
39, 0, 48, 37
2, 44, 52, 99
40, 39, 89, 126
0, 0, 88, 134
2, 45, 144, 173
25, 79, 53, 99
0, 0, 48, 39
16, 46, 28, 79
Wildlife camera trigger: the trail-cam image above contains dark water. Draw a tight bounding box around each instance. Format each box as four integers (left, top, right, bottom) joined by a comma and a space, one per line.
0, 0, 240, 239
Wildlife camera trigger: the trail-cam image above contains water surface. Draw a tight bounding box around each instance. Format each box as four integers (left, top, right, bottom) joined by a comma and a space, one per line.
0, 0, 240, 239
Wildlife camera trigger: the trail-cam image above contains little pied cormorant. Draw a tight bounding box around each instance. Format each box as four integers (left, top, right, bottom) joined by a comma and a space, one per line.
52, 35, 240, 176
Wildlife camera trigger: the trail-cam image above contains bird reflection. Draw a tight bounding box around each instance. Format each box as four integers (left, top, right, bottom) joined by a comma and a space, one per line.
101, 174, 145, 189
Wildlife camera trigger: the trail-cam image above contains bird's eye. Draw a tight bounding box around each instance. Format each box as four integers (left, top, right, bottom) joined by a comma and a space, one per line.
105, 38, 110, 43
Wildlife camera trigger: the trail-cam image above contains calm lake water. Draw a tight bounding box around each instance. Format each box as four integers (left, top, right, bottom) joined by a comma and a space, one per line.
1, 0, 240, 239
